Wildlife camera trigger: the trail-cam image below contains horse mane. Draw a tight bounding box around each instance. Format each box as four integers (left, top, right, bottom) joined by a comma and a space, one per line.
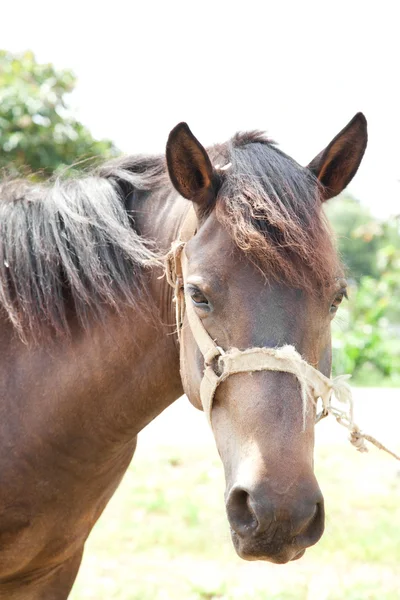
0, 157, 165, 342
209, 132, 341, 293
0, 130, 339, 342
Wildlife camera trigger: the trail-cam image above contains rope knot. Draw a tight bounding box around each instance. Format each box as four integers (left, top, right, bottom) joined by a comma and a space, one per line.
349, 428, 369, 453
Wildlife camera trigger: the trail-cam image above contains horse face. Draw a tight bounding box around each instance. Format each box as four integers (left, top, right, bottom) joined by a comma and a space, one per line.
179, 215, 333, 563
166, 115, 366, 563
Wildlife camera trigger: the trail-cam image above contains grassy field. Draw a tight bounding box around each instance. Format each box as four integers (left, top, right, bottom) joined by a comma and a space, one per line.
70, 392, 400, 600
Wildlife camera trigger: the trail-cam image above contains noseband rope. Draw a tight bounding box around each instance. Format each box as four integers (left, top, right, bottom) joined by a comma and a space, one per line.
165, 208, 400, 461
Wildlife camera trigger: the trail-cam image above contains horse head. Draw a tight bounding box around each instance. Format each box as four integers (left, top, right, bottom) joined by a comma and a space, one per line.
165, 115, 367, 563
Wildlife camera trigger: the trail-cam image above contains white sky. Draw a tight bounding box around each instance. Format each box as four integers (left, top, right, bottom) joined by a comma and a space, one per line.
2, 1, 399, 217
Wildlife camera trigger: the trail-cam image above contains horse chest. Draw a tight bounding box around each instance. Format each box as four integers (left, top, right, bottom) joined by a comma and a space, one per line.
0, 429, 136, 581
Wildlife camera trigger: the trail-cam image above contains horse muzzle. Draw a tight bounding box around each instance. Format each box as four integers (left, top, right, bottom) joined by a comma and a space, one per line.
225, 479, 325, 563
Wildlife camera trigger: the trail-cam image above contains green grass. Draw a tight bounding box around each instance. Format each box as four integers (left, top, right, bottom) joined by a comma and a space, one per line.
70, 439, 400, 600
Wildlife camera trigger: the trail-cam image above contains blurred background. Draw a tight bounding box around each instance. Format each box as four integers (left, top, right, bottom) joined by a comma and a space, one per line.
1, 1, 399, 598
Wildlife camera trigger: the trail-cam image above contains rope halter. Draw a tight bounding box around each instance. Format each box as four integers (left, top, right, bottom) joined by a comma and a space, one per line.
165, 207, 400, 461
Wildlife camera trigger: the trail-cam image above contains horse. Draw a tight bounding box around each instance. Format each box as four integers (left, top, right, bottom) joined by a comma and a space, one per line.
0, 113, 367, 599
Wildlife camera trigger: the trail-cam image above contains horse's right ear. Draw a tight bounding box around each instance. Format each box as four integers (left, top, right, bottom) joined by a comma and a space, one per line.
166, 123, 218, 208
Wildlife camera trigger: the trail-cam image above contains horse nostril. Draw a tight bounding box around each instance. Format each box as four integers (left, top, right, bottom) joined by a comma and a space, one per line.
226, 487, 258, 537
296, 500, 325, 547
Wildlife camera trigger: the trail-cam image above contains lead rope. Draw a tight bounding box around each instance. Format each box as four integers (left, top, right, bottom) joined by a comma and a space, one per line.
318, 375, 400, 460
165, 221, 400, 462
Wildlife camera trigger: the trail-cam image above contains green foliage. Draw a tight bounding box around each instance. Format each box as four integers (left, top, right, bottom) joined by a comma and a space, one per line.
0, 50, 115, 177
325, 195, 384, 280
328, 197, 400, 384
332, 273, 400, 382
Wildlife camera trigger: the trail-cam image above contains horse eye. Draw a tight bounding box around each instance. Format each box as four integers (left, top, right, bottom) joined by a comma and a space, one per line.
330, 290, 346, 313
188, 287, 209, 307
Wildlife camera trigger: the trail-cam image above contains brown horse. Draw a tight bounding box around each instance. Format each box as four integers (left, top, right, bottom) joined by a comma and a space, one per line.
0, 113, 367, 598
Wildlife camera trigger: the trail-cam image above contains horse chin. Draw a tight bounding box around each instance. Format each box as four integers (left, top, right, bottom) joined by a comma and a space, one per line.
230, 530, 306, 564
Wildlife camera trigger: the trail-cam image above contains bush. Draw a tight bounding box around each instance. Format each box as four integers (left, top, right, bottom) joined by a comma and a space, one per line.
0, 49, 116, 177
332, 246, 400, 384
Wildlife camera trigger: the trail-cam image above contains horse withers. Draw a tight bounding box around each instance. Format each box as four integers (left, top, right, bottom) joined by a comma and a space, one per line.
0, 114, 367, 598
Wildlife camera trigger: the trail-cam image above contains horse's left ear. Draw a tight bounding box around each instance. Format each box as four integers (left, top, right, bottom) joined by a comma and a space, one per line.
307, 112, 368, 201
166, 122, 217, 208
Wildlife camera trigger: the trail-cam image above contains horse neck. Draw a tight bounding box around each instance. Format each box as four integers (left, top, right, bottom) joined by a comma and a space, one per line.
132, 186, 190, 320
0, 188, 188, 459
72, 185, 189, 439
